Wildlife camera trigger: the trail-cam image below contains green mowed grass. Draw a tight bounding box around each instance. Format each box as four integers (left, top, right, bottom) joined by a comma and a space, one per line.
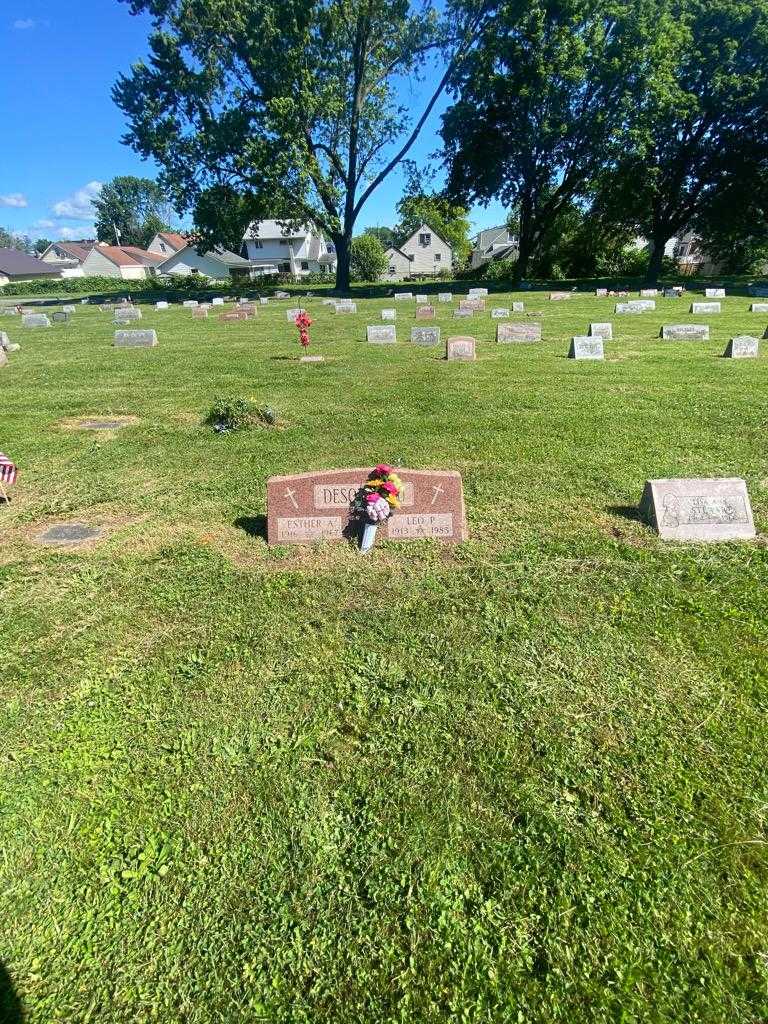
1, 291, 767, 1022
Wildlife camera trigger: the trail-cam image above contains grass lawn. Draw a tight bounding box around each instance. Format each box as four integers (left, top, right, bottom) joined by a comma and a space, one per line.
1, 289, 767, 1023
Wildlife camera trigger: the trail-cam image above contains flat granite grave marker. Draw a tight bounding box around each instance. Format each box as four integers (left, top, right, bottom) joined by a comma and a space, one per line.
705, 288, 725, 298
691, 302, 720, 313
114, 308, 142, 323
438, 293, 453, 303
415, 306, 435, 320
183, 300, 199, 308
512, 302, 524, 312
156, 301, 169, 310
286, 308, 306, 321
749, 303, 768, 312
36, 523, 105, 546
497, 322, 541, 342
212, 297, 225, 305
415, 294, 428, 304
468, 288, 488, 297
79, 418, 133, 430
446, 336, 476, 361
723, 336, 759, 358
394, 292, 413, 301
114, 329, 158, 348
411, 326, 441, 346
335, 303, 357, 313
491, 308, 510, 319
569, 336, 604, 360
382, 309, 396, 320
550, 291, 571, 300
454, 308, 474, 318
661, 324, 710, 340
23, 313, 52, 328
596, 288, 608, 297
193, 307, 209, 319
640, 288, 658, 297
589, 322, 613, 340
220, 310, 249, 322
640, 478, 755, 541
367, 325, 396, 344
52, 311, 71, 324
615, 300, 655, 313
267, 467, 468, 544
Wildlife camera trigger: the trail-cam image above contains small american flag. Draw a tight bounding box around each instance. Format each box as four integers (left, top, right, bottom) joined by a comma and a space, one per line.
0, 452, 18, 488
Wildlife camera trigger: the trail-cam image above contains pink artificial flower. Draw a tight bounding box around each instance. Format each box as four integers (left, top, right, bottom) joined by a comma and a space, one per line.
365, 492, 380, 503
381, 481, 398, 495
374, 464, 393, 477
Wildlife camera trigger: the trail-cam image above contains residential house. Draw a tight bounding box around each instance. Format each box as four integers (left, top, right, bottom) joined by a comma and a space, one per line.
242, 221, 337, 276
147, 232, 189, 259
39, 240, 95, 277
157, 244, 258, 281
398, 223, 453, 276
470, 225, 518, 270
381, 246, 413, 282
80, 244, 165, 280
0, 248, 66, 286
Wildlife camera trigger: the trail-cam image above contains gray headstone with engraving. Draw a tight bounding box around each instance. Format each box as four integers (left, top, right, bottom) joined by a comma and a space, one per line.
497, 322, 541, 342
366, 325, 396, 344
723, 336, 759, 358
415, 294, 428, 304
750, 303, 768, 312
394, 292, 413, 301
640, 288, 658, 297
705, 288, 725, 298
183, 300, 199, 308
511, 302, 524, 312
491, 308, 510, 319
438, 292, 453, 303
411, 326, 441, 346
569, 336, 604, 360
23, 313, 52, 328
286, 308, 306, 320
589, 322, 613, 340
615, 300, 656, 313
156, 301, 169, 310
691, 302, 720, 313
52, 311, 71, 324
114, 307, 142, 323
640, 478, 755, 541
661, 324, 710, 340
468, 288, 488, 297
114, 329, 158, 348
381, 309, 396, 321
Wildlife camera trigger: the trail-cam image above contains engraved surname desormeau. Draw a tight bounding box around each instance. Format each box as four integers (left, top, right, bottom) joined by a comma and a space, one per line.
313, 481, 414, 508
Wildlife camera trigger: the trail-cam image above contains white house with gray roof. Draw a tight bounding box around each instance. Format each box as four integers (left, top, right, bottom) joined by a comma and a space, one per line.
157, 244, 259, 281
470, 225, 518, 270
399, 223, 452, 276
242, 221, 336, 276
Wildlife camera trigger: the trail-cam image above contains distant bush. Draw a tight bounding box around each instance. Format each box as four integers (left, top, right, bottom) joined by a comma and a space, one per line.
484, 257, 517, 282
205, 397, 280, 433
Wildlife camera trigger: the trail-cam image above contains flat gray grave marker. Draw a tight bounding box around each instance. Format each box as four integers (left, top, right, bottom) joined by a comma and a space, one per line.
640, 288, 658, 297
468, 288, 488, 297
415, 294, 429, 303
569, 336, 604, 360
79, 418, 134, 430
446, 336, 476, 361
512, 302, 524, 312
589, 322, 613, 340
661, 324, 710, 340
691, 302, 720, 313
286, 308, 306, 321
335, 302, 357, 313
411, 326, 441, 346
750, 303, 768, 312
394, 292, 413, 301
183, 300, 199, 308
438, 292, 453, 303
114, 307, 142, 323
497, 322, 541, 342
705, 288, 725, 298
454, 308, 473, 318
723, 336, 759, 358
23, 313, 52, 328
381, 309, 396, 320
52, 311, 71, 324
640, 478, 755, 541
114, 329, 158, 348
615, 300, 655, 313
491, 308, 510, 319
212, 297, 225, 305
156, 301, 169, 310
36, 523, 105, 546
367, 325, 396, 344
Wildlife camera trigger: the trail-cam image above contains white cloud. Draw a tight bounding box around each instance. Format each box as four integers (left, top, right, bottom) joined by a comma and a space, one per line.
32, 218, 56, 230
0, 193, 28, 208
13, 18, 37, 29
56, 225, 94, 240
52, 181, 102, 220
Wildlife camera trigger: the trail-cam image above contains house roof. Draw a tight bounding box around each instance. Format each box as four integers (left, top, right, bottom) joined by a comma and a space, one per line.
121, 247, 166, 267
385, 246, 413, 262
400, 222, 452, 253
156, 245, 256, 272
42, 240, 95, 263
0, 248, 59, 277
156, 231, 188, 251
85, 245, 144, 268
243, 220, 313, 241
473, 225, 511, 251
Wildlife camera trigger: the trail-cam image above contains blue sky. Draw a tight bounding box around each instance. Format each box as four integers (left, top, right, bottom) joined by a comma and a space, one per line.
0, 2, 506, 243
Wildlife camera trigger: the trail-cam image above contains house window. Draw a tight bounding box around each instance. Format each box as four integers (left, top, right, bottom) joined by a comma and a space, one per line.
252, 240, 263, 249
419, 233, 431, 246
434, 253, 441, 262
300, 261, 309, 271
279, 262, 291, 273
280, 240, 290, 246
389, 265, 396, 274
160, 242, 167, 252
327, 244, 335, 253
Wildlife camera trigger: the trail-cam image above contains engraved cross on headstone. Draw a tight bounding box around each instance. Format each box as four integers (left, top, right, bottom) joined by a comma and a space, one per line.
284, 487, 299, 510
431, 484, 445, 506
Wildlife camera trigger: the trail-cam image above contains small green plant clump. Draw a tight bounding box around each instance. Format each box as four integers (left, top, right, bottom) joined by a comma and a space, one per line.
206, 397, 280, 433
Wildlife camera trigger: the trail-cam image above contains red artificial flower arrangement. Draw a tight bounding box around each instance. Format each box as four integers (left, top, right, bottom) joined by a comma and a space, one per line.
295, 311, 313, 349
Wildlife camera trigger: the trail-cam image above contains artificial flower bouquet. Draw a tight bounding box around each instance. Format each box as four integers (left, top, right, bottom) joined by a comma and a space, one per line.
295, 311, 313, 350
353, 464, 402, 551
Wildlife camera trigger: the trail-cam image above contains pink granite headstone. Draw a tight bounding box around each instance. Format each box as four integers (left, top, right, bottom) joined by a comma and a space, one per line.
446, 336, 476, 361
267, 468, 468, 545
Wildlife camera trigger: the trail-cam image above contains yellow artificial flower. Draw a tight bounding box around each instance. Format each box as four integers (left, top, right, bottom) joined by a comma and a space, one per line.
386, 495, 400, 508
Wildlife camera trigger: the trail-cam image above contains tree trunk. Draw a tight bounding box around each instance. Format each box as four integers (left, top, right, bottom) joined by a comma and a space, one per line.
512, 195, 535, 286
645, 232, 670, 285
334, 234, 351, 292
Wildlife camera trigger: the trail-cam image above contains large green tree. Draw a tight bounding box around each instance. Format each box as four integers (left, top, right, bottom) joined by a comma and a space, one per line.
594, 0, 768, 283
114, 0, 490, 289
93, 176, 174, 249
350, 233, 389, 280
441, 0, 651, 283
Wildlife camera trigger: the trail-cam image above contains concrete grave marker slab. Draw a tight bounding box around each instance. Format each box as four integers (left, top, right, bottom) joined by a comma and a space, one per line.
512, 302, 524, 312
300, 355, 325, 363
77, 418, 134, 430
114, 307, 142, 323
454, 308, 474, 318
212, 297, 225, 305
335, 303, 357, 313
193, 306, 209, 319
156, 301, 169, 310
640, 478, 755, 541
596, 288, 608, 297
705, 288, 725, 298
491, 308, 510, 319
691, 302, 720, 313
52, 311, 71, 324
220, 310, 249, 322
589, 322, 613, 340
114, 330, 158, 348
36, 523, 105, 546
381, 309, 396, 321
640, 288, 658, 297
415, 294, 429, 304
446, 336, 476, 361
749, 303, 768, 312
411, 326, 441, 346
183, 300, 199, 308
497, 322, 541, 342
615, 300, 655, 313
661, 324, 710, 340
415, 305, 435, 320
468, 288, 488, 297
367, 325, 396, 344
267, 467, 468, 544
438, 292, 453, 303
23, 314, 52, 328
550, 292, 571, 300
569, 336, 604, 360
394, 292, 413, 300
286, 308, 306, 321
723, 336, 759, 358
